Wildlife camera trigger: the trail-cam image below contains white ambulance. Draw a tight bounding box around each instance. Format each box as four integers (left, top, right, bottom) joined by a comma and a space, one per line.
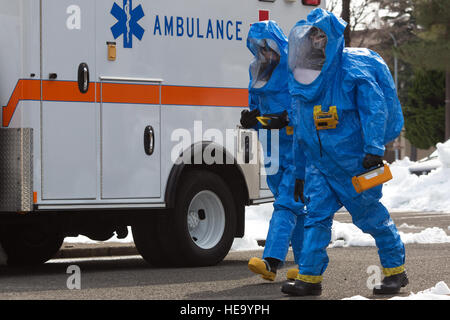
0, 0, 324, 266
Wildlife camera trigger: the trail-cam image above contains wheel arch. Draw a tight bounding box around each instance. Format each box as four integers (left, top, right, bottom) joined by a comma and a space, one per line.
164, 141, 250, 237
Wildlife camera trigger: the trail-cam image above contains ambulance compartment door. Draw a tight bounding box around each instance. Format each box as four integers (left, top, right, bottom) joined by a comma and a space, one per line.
98, 78, 161, 199
94, 0, 162, 200
41, 0, 97, 200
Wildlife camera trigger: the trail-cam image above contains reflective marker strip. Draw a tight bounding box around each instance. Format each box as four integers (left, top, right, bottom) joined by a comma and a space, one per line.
296, 274, 323, 284
98, 82, 160, 105
42, 80, 95, 103
3, 79, 41, 127
3, 79, 248, 127
161, 85, 248, 107
383, 265, 405, 277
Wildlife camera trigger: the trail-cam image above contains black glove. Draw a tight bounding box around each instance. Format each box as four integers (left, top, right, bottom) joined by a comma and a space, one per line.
362, 154, 384, 169
263, 110, 289, 130
294, 179, 305, 203
240, 109, 260, 129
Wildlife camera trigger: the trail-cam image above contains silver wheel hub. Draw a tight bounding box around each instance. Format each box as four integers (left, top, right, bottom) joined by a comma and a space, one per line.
187, 190, 225, 250
188, 211, 200, 229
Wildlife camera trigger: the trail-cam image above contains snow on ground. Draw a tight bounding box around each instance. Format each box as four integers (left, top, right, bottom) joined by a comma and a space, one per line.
64, 230, 134, 244
398, 223, 422, 229
231, 202, 273, 251
329, 221, 450, 248
343, 281, 450, 300
382, 139, 450, 213
232, 206, 450, 251
381, 159, 450, 213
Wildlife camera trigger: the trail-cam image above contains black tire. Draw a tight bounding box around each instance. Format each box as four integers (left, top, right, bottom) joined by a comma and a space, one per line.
0, 224, 64, 266
134, 169, 237, 267
132, 215, 174, 267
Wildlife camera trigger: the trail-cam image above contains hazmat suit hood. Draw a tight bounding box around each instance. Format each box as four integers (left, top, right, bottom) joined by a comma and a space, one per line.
247, 20, 289, 96
287, 9, 406, 281
246, 22, 307, 267
288, 8, 347, 102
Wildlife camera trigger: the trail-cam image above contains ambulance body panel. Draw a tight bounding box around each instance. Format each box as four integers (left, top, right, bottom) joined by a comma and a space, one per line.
0, 0, 324, 266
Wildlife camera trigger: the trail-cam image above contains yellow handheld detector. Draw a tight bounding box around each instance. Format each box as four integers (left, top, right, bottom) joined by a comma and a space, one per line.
314, 105, 339, 130
352, 163, 392, 193
257, 116, 294, 135
256, 116, 271, 127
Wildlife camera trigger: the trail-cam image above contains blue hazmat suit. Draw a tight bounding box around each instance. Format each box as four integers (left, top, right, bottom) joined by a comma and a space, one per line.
247, 21, 306, 265
288, 8, 405, 279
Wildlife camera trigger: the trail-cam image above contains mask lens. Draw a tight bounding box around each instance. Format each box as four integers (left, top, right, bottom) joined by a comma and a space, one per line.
310, 28, 327, 50
249, 38, 281, 88
288, 26, 327, 85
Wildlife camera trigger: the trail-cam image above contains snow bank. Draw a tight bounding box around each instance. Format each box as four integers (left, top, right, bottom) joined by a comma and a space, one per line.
400, 227, 450, 244
231, 203, 273, 251
381, 159, 450, 213
390, 281, 450, 300
230, 235, 261, 252
64, 228, 134, 244
398, 223, 422, 229
437, 140, 450, 168
330, 221, 375, 247
330, 221, 450, 248
381, 139, 450, 213
343, 281, 450, 300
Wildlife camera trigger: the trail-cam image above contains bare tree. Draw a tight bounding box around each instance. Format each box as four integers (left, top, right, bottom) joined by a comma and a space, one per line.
326, 0, 340, 12
342, 0, 351, 46
326, 0, 381, 47
351, 0, 379, 31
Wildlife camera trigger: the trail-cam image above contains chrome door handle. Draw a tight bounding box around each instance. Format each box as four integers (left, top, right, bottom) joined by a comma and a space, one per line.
77, 62, 90, 93
144, 126, 155, 156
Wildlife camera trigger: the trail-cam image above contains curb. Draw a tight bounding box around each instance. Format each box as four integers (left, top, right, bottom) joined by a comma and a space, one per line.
54, 240, 266, 259
54, 243, 139, 259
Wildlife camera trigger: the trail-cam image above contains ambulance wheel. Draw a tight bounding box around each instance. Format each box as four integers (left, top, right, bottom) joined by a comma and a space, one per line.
0, 224, 64, 266
167, 169, 236, 266
134, 169, 237, 267
132, 215, 174, 267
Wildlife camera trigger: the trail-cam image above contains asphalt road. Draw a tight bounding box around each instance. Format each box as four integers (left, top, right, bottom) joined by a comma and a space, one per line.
0, 212, 449, 301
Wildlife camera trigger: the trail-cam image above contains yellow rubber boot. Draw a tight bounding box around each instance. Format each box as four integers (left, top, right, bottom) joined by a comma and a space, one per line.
286, 268, 299, 281
248, 257, 276, 281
